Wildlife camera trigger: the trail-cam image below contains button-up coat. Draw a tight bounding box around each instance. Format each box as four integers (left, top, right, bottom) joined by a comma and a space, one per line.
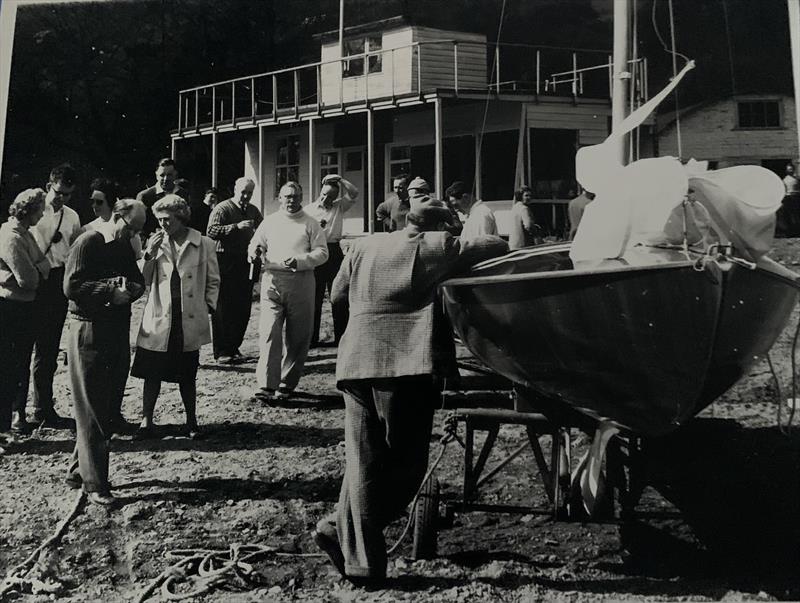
136, 228, 220, 352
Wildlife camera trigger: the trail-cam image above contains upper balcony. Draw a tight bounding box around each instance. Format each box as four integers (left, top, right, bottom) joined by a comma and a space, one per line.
174, 36, 649, 137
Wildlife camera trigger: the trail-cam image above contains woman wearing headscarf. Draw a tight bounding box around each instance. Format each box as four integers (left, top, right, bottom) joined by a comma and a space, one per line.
131, 194, 219, 439
0, 189, 50, 449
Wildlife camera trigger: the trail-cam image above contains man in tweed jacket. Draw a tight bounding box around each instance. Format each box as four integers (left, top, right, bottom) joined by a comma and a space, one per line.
313, 196, 507, 585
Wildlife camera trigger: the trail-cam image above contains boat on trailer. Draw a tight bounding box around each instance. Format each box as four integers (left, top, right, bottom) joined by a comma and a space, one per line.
441, 242, 800, 437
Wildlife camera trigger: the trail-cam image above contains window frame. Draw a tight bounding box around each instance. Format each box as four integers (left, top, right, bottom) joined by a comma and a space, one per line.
342, 34, 383, 78
736, 99, 782, 129
275, 134, 301, 196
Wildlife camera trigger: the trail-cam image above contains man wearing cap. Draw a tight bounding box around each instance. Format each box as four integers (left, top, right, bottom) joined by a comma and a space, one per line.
312, 195, 507, 586
446, 180, 497, 242
408, 177, 462, 235
375, 174, 410, 232
304, 174, 359, 347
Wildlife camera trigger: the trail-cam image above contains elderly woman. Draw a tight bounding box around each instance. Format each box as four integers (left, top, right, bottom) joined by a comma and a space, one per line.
0, 189, 50, 449
131, 194, 219, 439
508, 185, 544, 249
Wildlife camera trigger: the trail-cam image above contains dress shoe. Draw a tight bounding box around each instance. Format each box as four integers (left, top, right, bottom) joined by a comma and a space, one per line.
312, 528, 346, 578
87, 492, 115, 507
65, 473, 82, 490
10, 413, 31, 435
274, 385, 294, 400
33, 412, 74, 430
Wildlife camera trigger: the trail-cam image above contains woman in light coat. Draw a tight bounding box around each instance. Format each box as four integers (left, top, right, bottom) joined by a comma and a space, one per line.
131, 195, 220, 439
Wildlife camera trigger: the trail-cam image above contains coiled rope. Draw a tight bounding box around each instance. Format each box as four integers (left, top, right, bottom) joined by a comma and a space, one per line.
0, 490, 86, 600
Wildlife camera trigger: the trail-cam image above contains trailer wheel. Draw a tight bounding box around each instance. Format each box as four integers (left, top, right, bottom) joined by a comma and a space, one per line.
412, 476, 440, 560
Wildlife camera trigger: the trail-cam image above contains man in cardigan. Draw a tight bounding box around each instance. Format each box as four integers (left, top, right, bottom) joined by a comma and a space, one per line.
248, 182, 328, 401
136, 158, 190, 237
312, 196, 507, 585
207, 177, 263, 363
63, 198, 146, 506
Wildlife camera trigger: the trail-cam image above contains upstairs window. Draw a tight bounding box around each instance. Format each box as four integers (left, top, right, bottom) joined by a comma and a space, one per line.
343, 35, 382, 78
738, 100, 781, 128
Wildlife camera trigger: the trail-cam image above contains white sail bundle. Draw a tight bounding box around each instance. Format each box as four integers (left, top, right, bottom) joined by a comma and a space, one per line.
570, 60, 784, 265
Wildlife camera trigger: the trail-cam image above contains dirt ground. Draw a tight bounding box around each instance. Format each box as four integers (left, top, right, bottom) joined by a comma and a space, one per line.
1, 241, 800, 602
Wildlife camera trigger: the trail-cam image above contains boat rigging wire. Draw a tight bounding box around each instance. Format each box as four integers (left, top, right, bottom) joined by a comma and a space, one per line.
651, 0, 690, 159
472, 0, 508, 201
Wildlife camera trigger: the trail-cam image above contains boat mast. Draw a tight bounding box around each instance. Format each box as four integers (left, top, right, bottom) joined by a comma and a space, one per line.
611, 0, 631, 166
789, 0, 800, 165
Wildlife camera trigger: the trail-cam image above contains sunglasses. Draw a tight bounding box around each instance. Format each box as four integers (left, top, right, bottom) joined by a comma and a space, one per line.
92, 198, 107, 206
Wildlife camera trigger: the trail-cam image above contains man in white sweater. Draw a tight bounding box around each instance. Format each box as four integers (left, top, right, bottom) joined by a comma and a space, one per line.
248, 182, 328, 401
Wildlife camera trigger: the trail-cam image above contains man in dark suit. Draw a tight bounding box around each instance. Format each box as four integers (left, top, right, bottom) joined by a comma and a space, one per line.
135, 158, 190, 237
313, 196, 508, 586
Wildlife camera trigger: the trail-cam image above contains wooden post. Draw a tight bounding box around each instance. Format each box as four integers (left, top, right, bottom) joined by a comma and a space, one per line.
177, 94, 182, 134
211, 131, 218, 188
434, 97, 443, 199
453, 41, 459, 94
474, 130, 482, 200
308, 118, 316, 200
272, 75, 278, 122
251, 77, 256, 122
258, 124, 265, 212
195, 89, 199, 131
367, 108, 375, 233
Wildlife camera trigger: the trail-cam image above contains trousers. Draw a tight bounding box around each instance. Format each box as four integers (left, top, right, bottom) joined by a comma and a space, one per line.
256, 270, 315, 391
15, 266, 68, 417
0, 299, 36, 430
312, 243, 348, 344
327, 376, 437, 578
66, 318, 130, 493
211, 253, 252, 357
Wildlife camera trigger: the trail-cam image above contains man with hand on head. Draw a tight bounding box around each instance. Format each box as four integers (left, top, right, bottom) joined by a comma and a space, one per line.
304, 174, 359, 347
207, 177, 263, 363
249, 182, 328, 402
63, 198, 146, 506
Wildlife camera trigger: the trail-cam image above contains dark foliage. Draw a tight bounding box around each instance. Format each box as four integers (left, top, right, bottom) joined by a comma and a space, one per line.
0, 0, 792, 215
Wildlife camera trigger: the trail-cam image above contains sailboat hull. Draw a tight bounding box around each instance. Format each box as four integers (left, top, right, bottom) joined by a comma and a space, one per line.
441, 246, 799, 436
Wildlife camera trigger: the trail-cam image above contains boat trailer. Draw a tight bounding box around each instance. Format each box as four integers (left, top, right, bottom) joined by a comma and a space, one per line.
409, 367, 655, 560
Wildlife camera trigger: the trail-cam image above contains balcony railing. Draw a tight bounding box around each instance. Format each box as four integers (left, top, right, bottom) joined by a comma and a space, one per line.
175, 40, 648, 134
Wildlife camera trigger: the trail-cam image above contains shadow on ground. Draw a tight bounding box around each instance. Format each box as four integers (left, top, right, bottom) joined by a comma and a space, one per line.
113, 474, 341, 504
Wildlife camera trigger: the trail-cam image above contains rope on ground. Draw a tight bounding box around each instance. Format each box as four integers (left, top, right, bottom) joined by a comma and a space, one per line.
386, 414, 461, 556
134, 544, 324, 602
0, 489, 86, 600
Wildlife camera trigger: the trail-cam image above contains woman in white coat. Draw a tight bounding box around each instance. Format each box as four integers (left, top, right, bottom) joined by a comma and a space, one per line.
131, 195, 220, 439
